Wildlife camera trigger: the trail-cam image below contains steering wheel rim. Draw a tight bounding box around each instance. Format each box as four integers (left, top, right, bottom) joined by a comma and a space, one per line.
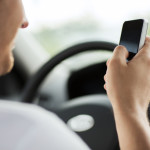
21, 41, 117, 103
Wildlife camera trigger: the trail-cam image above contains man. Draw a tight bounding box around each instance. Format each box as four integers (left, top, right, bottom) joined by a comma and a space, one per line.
0, 0, 149, 150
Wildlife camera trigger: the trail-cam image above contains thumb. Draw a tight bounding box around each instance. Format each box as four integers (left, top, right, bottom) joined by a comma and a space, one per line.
112, 45, 129, 64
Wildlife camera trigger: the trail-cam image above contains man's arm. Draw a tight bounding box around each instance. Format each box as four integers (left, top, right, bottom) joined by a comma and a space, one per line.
104, 37, 150, 150
113, 104, 150, 150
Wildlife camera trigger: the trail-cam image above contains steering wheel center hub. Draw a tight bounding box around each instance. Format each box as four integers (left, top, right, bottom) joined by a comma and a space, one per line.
67, 114, 95, 132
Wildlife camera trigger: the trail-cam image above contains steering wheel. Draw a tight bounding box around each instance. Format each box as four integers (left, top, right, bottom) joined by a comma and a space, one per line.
21, 41, 120, 150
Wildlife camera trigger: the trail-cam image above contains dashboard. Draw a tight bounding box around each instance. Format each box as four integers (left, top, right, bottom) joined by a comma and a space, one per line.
68, 62, 106, 99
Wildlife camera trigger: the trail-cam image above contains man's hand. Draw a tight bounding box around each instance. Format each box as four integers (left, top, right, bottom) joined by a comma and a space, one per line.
104, 37, 150, 114
104, 36, 150, 150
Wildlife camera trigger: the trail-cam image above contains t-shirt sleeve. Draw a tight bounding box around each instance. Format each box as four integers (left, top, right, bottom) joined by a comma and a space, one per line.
0, 101, 90, 150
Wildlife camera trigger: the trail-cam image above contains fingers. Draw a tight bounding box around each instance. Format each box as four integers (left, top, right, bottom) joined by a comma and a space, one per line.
104, 83, 107, 91
134, 36, 150, 59
144, 36, 150, 49
106, 59, 110, 67
103, 74, 107, 91
104, 46, 127, 91
104, 59, 109, 91
104, 74, 106, 82
111, 45, 129, 65
141, 36, 150, 54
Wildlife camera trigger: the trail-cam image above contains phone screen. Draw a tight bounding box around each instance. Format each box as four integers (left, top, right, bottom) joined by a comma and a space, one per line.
119, 20, 143, 56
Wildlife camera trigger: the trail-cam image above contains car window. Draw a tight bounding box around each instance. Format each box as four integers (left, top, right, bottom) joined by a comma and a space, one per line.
22, 0, 150, 56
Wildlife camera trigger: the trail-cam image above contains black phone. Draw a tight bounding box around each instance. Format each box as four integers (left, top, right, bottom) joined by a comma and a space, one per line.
119, 19, 148, 60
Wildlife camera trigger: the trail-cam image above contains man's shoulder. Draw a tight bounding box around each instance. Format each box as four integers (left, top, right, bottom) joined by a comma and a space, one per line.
0, 100, 90, 150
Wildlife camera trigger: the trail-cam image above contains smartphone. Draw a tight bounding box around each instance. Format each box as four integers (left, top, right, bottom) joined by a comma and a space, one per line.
119, 19, 148, 60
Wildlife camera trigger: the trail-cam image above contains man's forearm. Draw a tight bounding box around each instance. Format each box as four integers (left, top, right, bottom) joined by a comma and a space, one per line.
113, 106, 150, 150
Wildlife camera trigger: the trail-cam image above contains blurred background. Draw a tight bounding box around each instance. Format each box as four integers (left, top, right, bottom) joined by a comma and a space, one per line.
22, 0, 150, 56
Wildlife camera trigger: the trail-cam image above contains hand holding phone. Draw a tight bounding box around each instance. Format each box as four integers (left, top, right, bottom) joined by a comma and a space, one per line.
119, 19, 150, 120
119, 19, 148, 60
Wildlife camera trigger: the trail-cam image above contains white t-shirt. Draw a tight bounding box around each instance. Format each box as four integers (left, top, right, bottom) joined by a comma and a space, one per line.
0, 100, 90, 150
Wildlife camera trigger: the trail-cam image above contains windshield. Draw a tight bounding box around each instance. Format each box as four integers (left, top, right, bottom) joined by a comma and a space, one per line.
22, 0, 150, 56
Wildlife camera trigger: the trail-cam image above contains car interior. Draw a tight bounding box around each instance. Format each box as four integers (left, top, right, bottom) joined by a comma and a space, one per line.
0, 0, 150, 150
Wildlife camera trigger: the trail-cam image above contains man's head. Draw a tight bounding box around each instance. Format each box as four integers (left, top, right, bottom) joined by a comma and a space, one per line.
0, 0, 28, 75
